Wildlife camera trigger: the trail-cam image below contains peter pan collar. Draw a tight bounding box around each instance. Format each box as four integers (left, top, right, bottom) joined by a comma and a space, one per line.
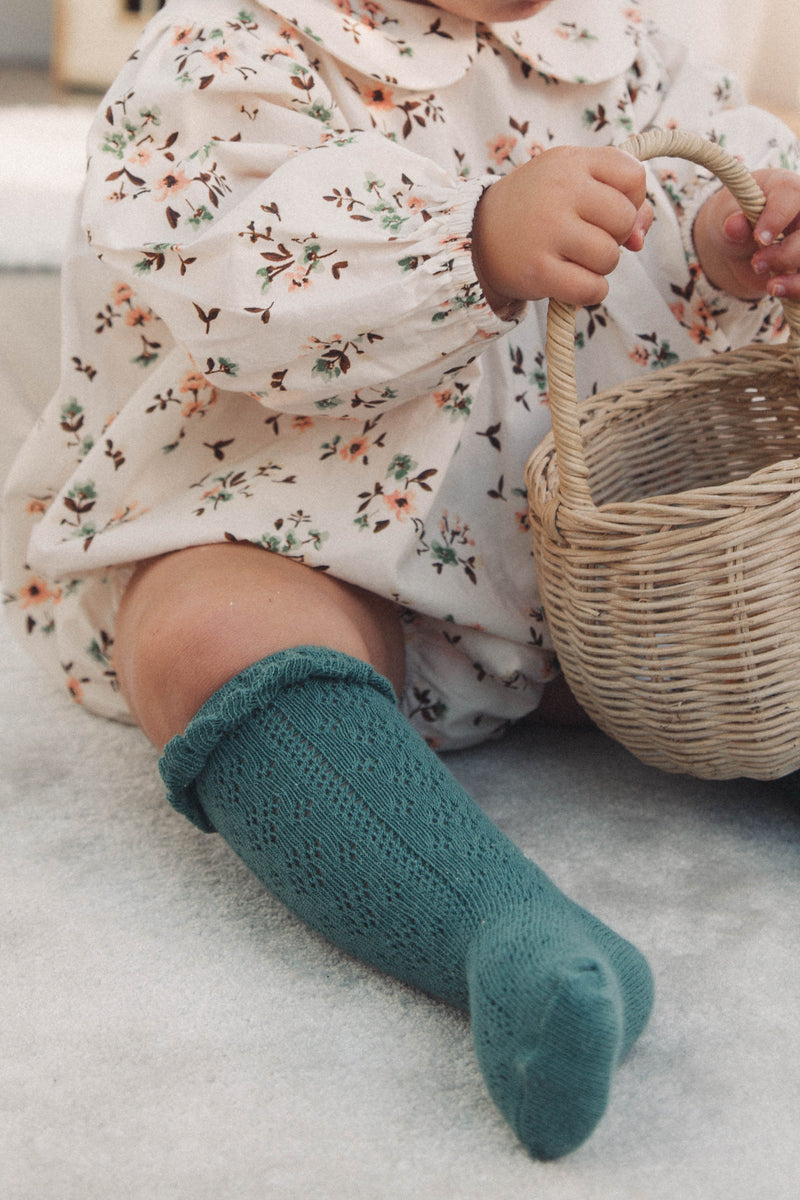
261, 0, 643, 88
264, 0, 475, 88
493, 0, 646, 85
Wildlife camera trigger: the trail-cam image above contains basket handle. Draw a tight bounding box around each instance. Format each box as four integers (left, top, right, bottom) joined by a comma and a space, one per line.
545, 127, 800, 513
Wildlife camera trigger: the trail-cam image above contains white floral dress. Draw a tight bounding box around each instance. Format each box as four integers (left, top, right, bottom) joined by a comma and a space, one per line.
3, 0, 798, 748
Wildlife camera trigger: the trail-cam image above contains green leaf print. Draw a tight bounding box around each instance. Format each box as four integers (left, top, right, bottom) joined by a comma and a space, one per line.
60, 398, 84, 425
413, 511, 478, 584
306, 99, 333, 123
65, 481, 97, 511
187, 205, 214, 227
630, 333, 681, 369
369, 199, 409, 233
387, 453, 417, 481
431, 542, 459, 568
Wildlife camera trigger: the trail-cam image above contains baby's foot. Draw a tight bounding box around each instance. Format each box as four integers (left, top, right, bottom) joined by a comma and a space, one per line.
467, 907, 651, 1159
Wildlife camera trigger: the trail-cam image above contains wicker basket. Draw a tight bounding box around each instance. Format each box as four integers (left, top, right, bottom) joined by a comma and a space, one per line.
525, 128, 800, 780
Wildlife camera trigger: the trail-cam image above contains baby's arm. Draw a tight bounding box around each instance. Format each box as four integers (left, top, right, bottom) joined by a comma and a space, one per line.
692, 169, 800, 301
470, 146, 653, 316
82, 14, 517, 415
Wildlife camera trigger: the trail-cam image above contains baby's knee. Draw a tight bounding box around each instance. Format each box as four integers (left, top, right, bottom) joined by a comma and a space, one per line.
114, 556, 249, 746
113, 544, 405, 747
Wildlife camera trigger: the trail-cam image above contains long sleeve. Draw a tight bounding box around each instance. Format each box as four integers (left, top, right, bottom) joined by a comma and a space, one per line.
626, 26, 800, 353
81, 13, 513, 413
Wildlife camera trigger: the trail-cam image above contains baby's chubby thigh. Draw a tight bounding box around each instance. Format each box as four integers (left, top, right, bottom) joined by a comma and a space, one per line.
113, 542, 406, 750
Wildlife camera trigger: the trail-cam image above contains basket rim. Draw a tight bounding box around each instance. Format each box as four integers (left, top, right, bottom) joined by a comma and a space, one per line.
541, 129, 800, 518
525, 343, 800, 529
527, 452, 800, 534
561, 341, 800, 407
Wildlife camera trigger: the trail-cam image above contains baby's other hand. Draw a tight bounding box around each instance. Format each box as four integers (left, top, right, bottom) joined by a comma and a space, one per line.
693, 168, 800, 300
471, 145, 653, 316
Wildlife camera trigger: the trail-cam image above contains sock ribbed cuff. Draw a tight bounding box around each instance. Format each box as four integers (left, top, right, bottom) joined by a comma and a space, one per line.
158, 645, 397, 831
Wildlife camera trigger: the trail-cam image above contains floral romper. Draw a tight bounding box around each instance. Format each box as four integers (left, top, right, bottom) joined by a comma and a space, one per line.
3, 0, 798, 748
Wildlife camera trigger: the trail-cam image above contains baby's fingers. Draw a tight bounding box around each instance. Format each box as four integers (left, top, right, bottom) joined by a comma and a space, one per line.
622, 201, 654, 252
751, 170, 800, 247
765, 271, 800, 300
750, 222, 800, 298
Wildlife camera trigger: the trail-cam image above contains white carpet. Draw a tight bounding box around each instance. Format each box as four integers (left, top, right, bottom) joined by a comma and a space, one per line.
0, 105, 94, 269
3, 610, 800, 1198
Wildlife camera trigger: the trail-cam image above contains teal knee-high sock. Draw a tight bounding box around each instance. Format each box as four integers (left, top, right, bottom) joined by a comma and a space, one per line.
159, 647, 653, 1160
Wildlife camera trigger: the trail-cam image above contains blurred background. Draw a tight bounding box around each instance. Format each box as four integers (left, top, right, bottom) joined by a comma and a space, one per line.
1, 0, 799, 494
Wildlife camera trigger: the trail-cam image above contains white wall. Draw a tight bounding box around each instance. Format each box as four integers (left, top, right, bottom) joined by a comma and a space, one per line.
1, 0, 53, 65
640, 0, 800, 111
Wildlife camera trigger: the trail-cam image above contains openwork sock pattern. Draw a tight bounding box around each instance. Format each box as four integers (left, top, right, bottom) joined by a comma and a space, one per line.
159, 646, 653, 1159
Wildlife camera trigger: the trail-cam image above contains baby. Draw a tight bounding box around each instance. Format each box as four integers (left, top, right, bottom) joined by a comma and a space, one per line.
3, 0, 799, 1159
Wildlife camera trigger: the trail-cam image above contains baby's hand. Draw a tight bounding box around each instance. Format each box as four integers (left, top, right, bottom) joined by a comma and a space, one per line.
693, 168, 800, 300
471, 145, 653, 315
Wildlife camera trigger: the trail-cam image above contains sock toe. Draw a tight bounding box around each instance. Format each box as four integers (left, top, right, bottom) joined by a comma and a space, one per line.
468, 917, 628, 1161
510, 960, 623, 1160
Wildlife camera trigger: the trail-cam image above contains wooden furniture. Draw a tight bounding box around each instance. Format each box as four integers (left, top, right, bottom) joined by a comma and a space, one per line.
53, 0, 166, 91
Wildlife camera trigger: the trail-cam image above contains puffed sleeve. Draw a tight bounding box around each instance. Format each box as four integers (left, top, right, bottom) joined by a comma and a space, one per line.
81, 11, 515, 414
627, 25, 800, 351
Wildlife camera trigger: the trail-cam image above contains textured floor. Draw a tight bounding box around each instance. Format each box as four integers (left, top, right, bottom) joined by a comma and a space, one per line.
3, 609, 800, 1199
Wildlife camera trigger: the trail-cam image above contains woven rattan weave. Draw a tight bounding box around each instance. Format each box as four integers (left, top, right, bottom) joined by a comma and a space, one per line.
525, 128, 800, 779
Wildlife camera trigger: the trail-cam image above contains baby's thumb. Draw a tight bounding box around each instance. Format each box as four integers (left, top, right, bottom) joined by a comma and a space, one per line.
722, 211, 754, 247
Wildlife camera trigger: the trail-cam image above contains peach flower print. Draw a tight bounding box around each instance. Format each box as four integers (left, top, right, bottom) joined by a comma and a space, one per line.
153, 168, 191, 203
488, 135, 516, 166
204, 45, 235, 70
340, 435, 371, 462
112, 282, 133, 306
688, 300, 715, 344
18, 575, 59, 608
125, 307, 152, 327
287, 267, 311, 292
384, 490, 416, 520
180, 371, 207, 392
66, 677, 85, 705
129, 146, 152, 168
293, 415, 314, 431
630, 345, 650, 366
173, 26, 195, 46
363, 85, 395, 112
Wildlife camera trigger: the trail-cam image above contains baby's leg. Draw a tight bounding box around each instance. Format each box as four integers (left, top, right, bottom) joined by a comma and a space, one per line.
115, 542, 406, 749
115, 544, 653, 1160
